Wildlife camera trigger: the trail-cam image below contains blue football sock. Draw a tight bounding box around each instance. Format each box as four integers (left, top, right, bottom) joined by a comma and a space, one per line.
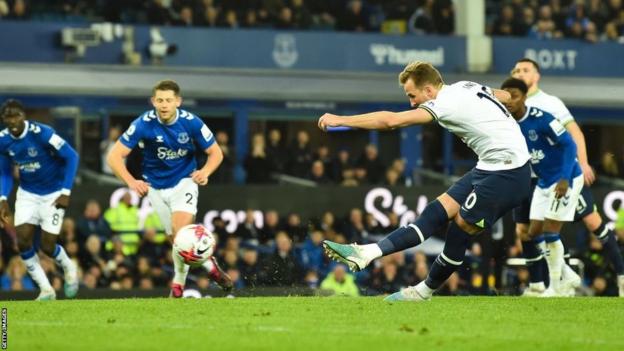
377, 199, 448, 256
522, 240, 543, 283
425, 221, 470, 290
594, 222, 624, 275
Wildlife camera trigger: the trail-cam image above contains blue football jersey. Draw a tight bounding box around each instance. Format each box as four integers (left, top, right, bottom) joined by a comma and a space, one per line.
518, 107, 581, 188
120, 108, 215, 189
0, 121, 79, 196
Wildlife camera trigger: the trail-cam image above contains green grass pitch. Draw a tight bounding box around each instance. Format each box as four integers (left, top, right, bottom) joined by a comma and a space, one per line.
2, 296, 623, 351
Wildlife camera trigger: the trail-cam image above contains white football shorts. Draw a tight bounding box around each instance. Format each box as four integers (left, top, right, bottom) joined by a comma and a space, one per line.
14, 187, 66, 235
147, 177, 198, 235
529, 174, 584, 222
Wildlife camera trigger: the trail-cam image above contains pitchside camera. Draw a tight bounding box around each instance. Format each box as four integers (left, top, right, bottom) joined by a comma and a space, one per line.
61, 28, 101, 59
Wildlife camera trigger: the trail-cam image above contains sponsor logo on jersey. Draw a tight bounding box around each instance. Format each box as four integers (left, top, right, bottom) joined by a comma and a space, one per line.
200, 125, 213, 142
529, 148, 545, 164
19, 162, 41, 172
157, 147, 188, 160
528, 130, 538, 141
549, 120, 565, 136
177, 132, 189, 144
27, 147, 38, 157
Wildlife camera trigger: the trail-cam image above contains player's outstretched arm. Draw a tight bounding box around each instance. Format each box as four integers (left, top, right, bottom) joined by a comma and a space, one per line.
106, 141, 150, 196
192, 142, 223, 186
53, 142, 79, 208
564, 121, 595, 185
318, 108, 433, 131
492, 89, 511, 103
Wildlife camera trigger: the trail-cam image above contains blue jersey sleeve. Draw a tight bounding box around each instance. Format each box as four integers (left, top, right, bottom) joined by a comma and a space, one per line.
0, 153, 13, 200
41, 127, 79, 194
541, 116, 577, 181
119, 117, 145, 149
190, 116, 215, 150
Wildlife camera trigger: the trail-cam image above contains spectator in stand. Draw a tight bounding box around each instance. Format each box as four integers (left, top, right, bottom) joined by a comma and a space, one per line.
566, 4, 598, 42
103, 191, 140, 256
275, 6, 294, 29
357, 144, 386, 184
259, 209, 280, 245
220, 9, 240, 28
332, 148, 352, 183
606, 8, 624, 41
245, 133, 273, 183
0, 1, 8, 18
147, 0, 173, 25
409, 0, 435, 34
79, 234, 108, 273
337, 0, 369, 32
314, 145, 333, 176
384, 0, 417, 21
308, 0, 337, 29
287, 130, 313, 178
260, 231, 303, 286
291, 0, 312, 29
266, 128, 288, 174
530, 5, 562, 39
284, 212, 306, 243
7, 0, 28, 20
491, 4, 524, 36
308, 160, 332, 184
210, 131, 234, 184
432, 0, 454, 34
236, 209, 261, 244
100, 126, 122, 175
341, 208, 369, 243
297, 230, 326, 274
201, 3, 220, 27
1, 256, 34, 291
239, 247, 261, 288
137, 227, 168, 266
369, 258, 404, 294
173, 5, 195, 26
320, 264, 360, 296
76, 199, 111, 247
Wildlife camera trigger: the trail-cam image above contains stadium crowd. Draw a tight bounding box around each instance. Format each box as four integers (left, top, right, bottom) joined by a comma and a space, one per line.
2, 191, 624, 296
1, 1, 624, 41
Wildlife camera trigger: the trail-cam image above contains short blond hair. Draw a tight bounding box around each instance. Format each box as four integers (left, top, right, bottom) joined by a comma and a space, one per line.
398, 61, 444, 88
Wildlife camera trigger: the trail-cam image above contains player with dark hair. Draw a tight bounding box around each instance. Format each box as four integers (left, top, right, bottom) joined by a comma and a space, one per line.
0, 99, 79, 300
106, 80, 233, 297
512, 58, 624, 297
502, 78, 584, 296
319, 61, 531, 301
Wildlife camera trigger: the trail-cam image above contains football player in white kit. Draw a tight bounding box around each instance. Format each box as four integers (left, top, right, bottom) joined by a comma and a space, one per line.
319, 61, 532, 301
512, 58, 624, 297
107, 80, 233, 297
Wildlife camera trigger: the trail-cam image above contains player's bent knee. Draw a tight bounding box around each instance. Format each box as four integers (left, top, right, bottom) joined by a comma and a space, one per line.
437, 193, 460, 219
454, 215, 481, 235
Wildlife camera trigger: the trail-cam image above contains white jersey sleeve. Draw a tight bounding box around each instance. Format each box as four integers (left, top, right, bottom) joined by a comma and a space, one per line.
420, 81, 530, 171
526, 90, 574, 126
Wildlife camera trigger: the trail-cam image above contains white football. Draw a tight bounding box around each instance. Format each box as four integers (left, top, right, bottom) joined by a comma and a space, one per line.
173, 224, 216, 267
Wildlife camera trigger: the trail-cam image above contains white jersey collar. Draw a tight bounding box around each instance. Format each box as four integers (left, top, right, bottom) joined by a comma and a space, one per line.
10, 120, 29, 140
156, 109, 179, 126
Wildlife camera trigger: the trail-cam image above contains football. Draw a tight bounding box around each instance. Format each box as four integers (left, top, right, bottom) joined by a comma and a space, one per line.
173, 224, 216, 267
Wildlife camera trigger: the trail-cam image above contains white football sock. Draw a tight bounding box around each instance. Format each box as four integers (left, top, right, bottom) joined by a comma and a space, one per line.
361, 244, 383, 261
172, 250, 189, 286
53, 245, 74, 274
562, 263, 579, 280
415, 281, 434, 299
202, 258, 215, 273
23, 254, 53, 291
545, 239, 564, 291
